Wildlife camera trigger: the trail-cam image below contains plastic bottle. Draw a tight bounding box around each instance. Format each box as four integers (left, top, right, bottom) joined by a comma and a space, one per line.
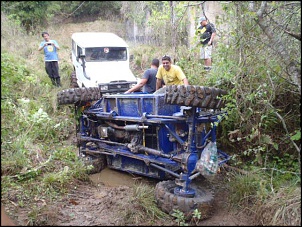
208, 142, 218, 174
195, 141, 218, 177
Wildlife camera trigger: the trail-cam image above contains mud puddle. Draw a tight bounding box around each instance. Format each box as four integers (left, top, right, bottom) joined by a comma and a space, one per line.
89, 167, 159, 187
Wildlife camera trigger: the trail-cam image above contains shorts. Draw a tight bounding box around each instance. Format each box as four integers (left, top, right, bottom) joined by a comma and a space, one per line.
200, 45, 212, 60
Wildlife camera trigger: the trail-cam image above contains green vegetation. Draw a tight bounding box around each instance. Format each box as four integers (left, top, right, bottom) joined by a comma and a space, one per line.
1, 1, 122, 32
172, 209, 188, 226
171, 209, 202, 226
227, 170, 301, 225
121, 182, 171, 225
1, 1, 300, 226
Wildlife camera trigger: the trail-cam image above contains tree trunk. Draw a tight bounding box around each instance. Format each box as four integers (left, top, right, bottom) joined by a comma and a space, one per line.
255, 1, 301, 93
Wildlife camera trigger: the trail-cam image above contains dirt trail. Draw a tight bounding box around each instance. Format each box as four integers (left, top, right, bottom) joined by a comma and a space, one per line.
11, 168, 255, 226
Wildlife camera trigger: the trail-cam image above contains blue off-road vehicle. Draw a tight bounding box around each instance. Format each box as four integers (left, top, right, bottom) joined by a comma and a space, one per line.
57, 84, 230, 220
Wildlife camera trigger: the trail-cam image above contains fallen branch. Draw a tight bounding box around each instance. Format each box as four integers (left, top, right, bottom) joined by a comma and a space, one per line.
8, 155, 52, 179
222, 163, 249, 175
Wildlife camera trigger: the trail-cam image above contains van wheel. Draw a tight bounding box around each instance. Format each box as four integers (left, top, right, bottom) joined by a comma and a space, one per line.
165, 85, 227, 109
57, 87, 101, 105
70, 71, 79, 88
154, 180, 214, 221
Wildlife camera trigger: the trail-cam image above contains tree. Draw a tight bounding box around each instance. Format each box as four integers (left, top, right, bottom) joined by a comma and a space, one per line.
208, 1, 300, 170
1, 1, 122, 33
1, 1, 55, 32
253, 1, 301, 93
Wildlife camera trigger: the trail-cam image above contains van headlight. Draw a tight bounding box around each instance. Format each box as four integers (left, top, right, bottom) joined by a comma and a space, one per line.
130, 83, 136, 88
100, 85, 108, 91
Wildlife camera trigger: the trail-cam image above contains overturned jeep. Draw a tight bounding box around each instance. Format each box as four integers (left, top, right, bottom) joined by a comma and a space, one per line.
57, 85, 230, 220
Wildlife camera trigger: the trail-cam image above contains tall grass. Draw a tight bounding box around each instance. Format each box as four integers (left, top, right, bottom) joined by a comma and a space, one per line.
119, 182, 172, 225
227, 168, 301, 226
1, 13, 90, 224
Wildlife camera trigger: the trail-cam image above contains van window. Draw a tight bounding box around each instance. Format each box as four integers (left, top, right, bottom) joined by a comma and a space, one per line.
72, 40, 77, 56
86, 47, 127, 62
77, 45, 84, 58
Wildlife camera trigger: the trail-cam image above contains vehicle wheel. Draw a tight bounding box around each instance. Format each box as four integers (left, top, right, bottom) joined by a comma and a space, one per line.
57, 87, 101, 105
165, 85, 227, 109
70, 71, 79, 88
80, 154, 107, 174
154, 180, 214, 221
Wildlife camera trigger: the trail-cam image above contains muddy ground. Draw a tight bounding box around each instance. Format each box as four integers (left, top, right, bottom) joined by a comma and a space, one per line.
7, 167, 256, 226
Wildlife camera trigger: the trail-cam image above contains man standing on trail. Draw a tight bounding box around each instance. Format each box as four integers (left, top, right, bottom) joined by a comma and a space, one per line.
38, 31, 61, 87
195, 16, 216, 71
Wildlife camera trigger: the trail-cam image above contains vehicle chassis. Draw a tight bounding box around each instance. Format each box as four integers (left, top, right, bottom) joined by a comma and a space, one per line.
76, 87, 229, 203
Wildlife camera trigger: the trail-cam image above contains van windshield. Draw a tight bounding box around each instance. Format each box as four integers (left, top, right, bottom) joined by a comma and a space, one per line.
85, 47, 127, 62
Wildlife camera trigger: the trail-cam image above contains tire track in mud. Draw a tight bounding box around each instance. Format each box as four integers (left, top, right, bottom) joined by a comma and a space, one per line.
50, 184, 133, 226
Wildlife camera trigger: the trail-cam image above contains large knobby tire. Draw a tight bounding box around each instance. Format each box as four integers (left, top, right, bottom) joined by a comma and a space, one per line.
70, 71, 79, 88
80, 154, 107, 174
57, 87, 101, 105
165, 85, 227, 109
154, 180, 214, 221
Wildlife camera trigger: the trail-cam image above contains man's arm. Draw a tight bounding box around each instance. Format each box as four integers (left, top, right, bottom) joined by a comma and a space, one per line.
176, 66, 188, 85
208, 24, 216, 46
38, 43, 45, 51
183, 78, 189, 85
156, 78, 163, 90
208, 32, 216, 46
51, 40, 60, 50
53, 41, 60, 50
38, 42, 60, 51
54, 44, 60, 50
124, 78, 147, 93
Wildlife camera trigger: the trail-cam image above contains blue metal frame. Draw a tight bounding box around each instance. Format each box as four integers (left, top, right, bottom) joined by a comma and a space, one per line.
78, 92, 230, 197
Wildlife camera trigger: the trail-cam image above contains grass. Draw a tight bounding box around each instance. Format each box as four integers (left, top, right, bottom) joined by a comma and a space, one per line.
255, 186, 301, 225
227, 168, 301, 226
119, 182, 172, 225
1, 12, 300, 226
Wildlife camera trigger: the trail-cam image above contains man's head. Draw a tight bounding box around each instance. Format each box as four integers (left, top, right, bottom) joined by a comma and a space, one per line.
162, 55, 172, 71
152, 58, 160, 68
198, 16, 207, 26
42, 31, 50, 41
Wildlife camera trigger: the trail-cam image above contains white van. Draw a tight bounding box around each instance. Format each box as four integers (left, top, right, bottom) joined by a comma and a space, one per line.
71, 32, 137, 93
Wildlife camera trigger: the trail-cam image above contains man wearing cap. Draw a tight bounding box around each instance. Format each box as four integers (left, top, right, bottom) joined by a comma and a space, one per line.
195, 16, 216, 70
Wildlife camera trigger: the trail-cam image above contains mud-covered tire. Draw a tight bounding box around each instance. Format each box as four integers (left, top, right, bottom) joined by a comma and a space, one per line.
154, 180, 214, 221
80, 154, 107, 174
165, 85, 227, 109
57, 87, 101, 105
70, 71, 79, 88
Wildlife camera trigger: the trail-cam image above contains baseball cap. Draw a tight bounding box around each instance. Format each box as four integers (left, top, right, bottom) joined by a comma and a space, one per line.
198, 17, 206, 23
